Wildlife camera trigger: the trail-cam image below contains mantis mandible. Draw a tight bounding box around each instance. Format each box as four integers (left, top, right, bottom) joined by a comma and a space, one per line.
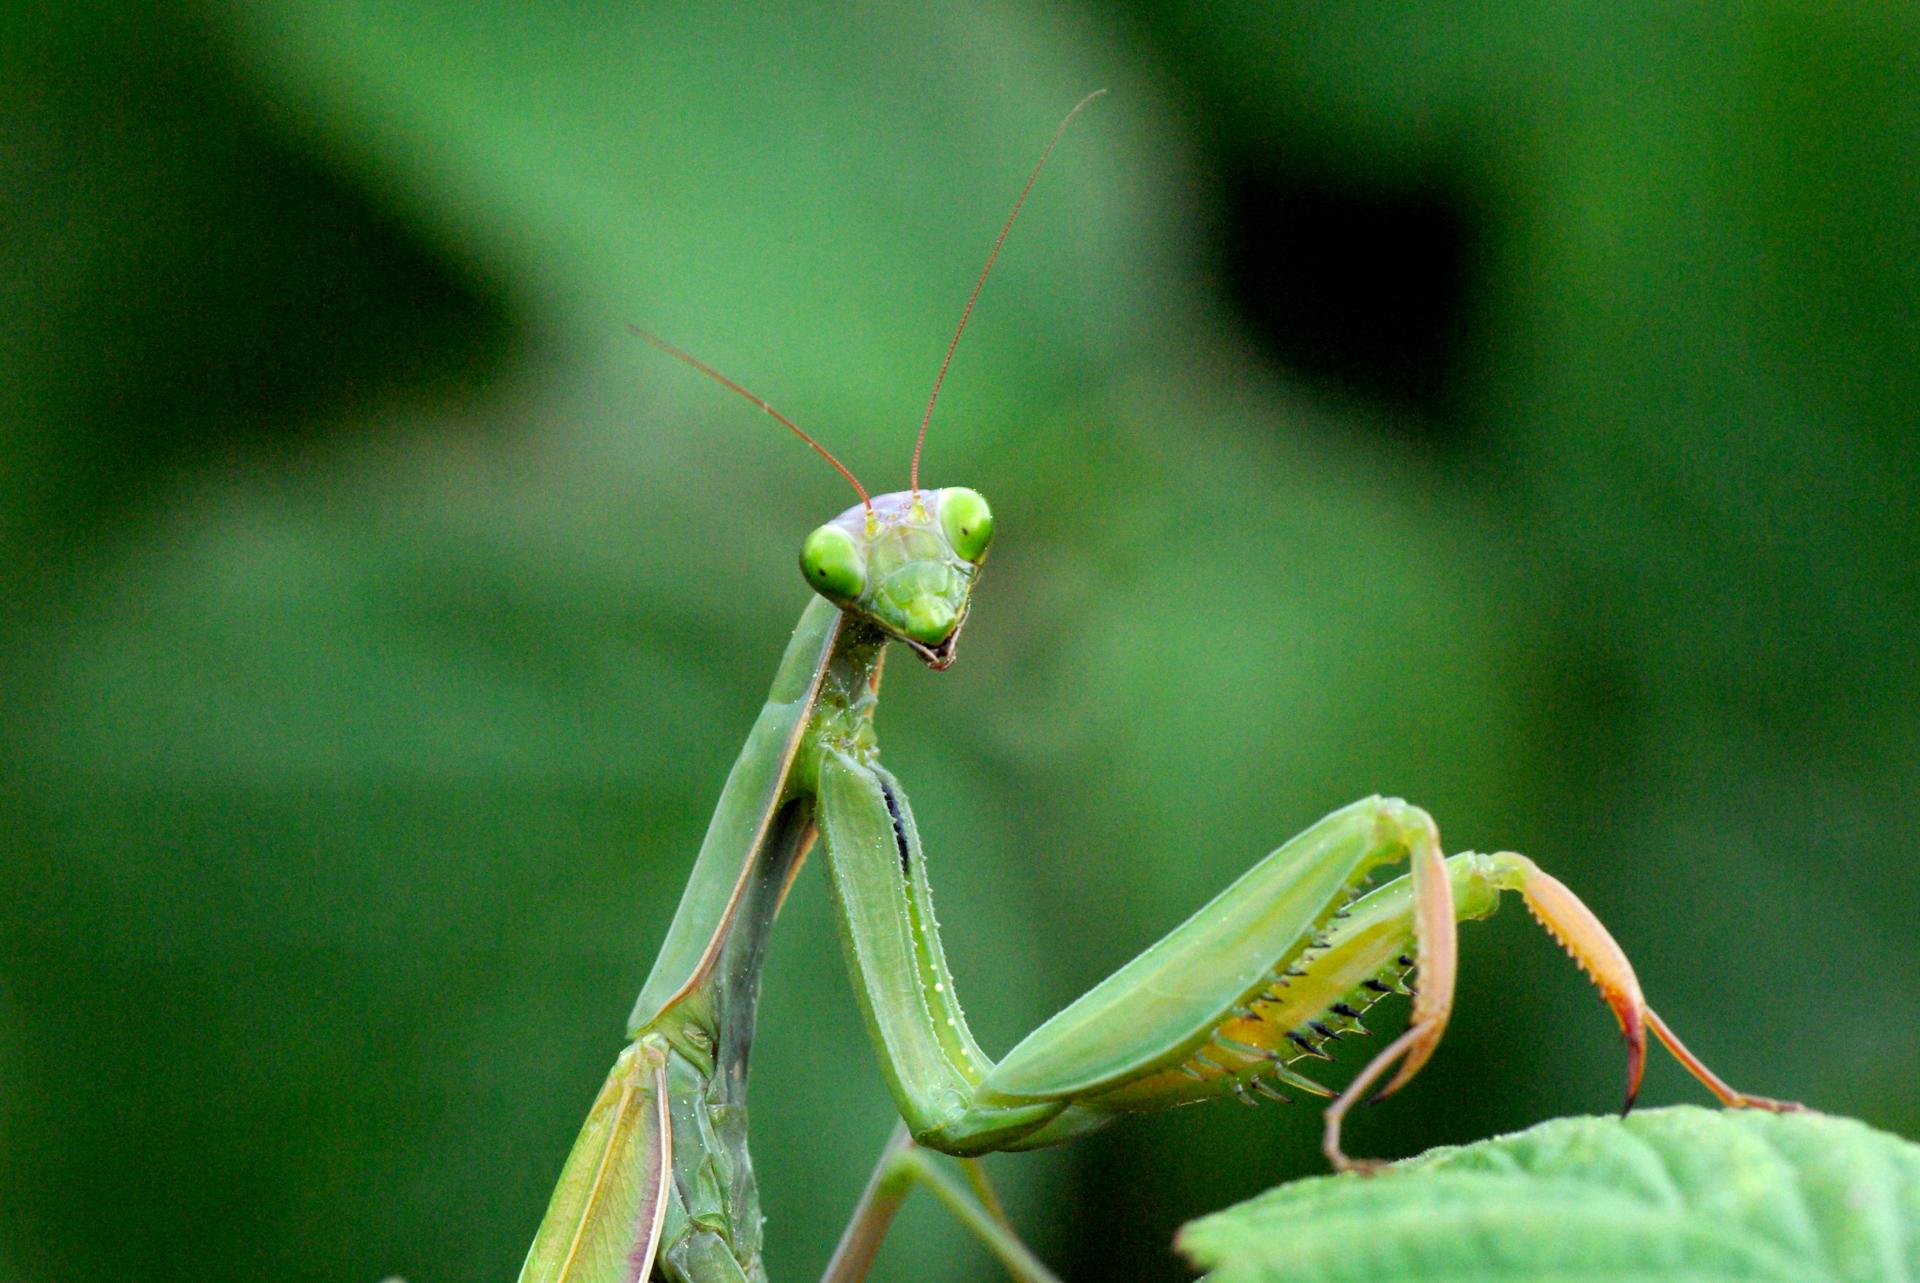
516, 93, 1800, 1283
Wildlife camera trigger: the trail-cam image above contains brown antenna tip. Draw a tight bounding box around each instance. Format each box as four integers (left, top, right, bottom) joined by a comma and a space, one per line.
909, 88, 1106, 493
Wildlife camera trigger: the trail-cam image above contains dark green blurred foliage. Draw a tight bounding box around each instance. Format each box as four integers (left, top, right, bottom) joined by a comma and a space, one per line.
2, 4, 1914, 1282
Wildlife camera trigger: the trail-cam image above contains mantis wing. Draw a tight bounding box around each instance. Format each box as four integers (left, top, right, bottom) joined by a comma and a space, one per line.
518, 1040, 673, 1283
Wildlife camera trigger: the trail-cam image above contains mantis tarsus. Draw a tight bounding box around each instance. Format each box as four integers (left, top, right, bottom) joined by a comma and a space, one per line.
517, 93, 1801, 1283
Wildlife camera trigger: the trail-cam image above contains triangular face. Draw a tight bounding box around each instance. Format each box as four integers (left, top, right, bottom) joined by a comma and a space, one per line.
800, 487, 992, 670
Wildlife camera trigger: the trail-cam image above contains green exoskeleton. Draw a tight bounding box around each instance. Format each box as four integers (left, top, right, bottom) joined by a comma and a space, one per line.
518, 95, 1800, 1283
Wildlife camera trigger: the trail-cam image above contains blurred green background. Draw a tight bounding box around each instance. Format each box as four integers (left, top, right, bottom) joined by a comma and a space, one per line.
4, 4, 1916, 1281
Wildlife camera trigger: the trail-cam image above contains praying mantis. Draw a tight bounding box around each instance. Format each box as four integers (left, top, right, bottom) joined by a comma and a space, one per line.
516, 94, 1800, 1283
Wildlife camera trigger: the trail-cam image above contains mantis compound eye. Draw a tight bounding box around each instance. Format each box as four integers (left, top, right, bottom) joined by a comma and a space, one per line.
800, 524, 867, 602
939, 487, 994, 564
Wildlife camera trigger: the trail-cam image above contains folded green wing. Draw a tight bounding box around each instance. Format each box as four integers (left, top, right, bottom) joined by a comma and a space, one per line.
518, 1039, 672, 1283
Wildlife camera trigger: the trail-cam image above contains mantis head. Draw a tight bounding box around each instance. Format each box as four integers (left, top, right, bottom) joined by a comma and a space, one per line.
801, 488, 993, 670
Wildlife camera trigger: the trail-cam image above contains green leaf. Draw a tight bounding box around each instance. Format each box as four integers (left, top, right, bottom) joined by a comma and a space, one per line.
1178, 1107, 1920, 1283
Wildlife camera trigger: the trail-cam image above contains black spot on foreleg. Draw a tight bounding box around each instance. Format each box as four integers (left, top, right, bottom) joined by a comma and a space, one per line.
879, 780, 912, 877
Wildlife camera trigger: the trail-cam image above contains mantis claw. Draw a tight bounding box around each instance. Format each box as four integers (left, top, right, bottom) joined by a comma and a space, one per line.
1497, 856, 1652, 1115
1621, 1017, 1647, 1116
1319, 836, 1794, 1169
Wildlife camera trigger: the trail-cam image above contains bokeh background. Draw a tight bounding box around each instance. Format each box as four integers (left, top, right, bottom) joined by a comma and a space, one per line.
4, 4, 1917, 1281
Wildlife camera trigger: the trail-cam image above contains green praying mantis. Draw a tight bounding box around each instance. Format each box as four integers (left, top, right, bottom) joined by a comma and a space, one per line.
516, 94, 1801, 1283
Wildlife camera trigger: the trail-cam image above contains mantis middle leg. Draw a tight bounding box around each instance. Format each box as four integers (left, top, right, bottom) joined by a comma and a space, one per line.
819, 1125, 1059, 1283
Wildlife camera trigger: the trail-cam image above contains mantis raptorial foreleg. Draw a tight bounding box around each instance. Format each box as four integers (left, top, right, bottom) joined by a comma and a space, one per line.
817, 789, 1802, 1174
515, 94, 1800, 1283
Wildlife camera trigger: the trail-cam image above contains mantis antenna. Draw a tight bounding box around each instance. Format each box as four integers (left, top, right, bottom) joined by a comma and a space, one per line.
630, 325, 873, 516
909, 88, 1106, 496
